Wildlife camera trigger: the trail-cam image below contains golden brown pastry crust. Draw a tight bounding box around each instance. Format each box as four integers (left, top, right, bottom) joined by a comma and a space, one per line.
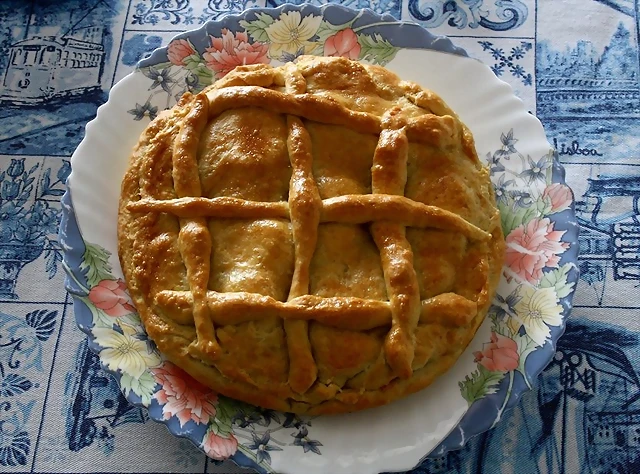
118, 56, 505, 415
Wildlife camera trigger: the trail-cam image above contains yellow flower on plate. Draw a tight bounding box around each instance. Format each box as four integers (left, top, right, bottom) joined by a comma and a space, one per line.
93, 323, 161, 378
511, 286, 563, 347
264, 11, 322, 59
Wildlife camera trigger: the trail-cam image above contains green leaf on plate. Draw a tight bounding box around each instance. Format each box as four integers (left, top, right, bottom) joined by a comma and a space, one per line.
212, 398, 238, 437
357, 33, 399, 65
239, 12, 275, 44
536, 195, 553, 216
183, 55, 214, 88
539, 263, 575, 298
80, 295, 113, 328
459, 365, 505, 405
513, 332, 539, 377
498, 198, 541, 236
121, 370, 157, 407
80, 243, 113, 287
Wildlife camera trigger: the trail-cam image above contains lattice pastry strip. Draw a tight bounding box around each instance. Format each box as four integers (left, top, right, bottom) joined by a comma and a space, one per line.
152, 291, 479, 330
369, 127, 421, 379
172, 94, 220, 358
284, 115, 321, 393
128, 196, 490, 241
281, 65, 321, 393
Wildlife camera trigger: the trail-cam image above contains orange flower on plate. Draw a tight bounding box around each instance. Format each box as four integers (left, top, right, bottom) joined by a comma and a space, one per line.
474, 332, 519, 372
203, 29, 269, 78
505, 217, 569, 283
324, 28, 361, 60
167, 38, 196, 66
88, 279, 135, 317
201, 430, 239, 460
543, 183, 572, 213
152, 362, 218, 427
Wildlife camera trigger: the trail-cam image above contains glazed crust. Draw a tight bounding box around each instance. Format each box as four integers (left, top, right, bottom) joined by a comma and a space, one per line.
118, 56, 505, 415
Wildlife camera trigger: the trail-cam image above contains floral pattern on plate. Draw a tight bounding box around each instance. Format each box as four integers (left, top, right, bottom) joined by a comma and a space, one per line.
60, 3, 579, 473
130, 7, 403, 116
63, 237, 324, 472
459, 130, 576, 422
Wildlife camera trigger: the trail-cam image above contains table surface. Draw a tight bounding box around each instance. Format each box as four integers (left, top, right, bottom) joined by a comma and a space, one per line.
0, 1, 639, 473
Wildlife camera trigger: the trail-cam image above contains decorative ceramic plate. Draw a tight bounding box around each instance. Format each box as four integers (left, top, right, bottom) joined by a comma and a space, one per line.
59, 4, 579, 474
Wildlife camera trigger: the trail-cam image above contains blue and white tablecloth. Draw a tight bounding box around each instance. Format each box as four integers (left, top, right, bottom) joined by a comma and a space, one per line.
0, 0, 638, 473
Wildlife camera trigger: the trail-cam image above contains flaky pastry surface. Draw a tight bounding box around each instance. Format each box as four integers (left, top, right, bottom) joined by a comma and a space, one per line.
118, 56, 505, 414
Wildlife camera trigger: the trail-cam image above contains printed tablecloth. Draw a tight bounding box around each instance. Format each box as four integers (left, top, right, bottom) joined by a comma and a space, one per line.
0, 0, 638, 473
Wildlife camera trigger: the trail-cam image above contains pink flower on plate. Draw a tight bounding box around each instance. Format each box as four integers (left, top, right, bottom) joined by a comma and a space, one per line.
203, 29, 269, 78
474, 332, 519, 372
201, 429, 239, 460
505, 217, 569, 284
324, 28, 361, 60
88, 279, 135, 317
167, 38, 196, 66
152, 362, 218, 427
543, 183, 572, 214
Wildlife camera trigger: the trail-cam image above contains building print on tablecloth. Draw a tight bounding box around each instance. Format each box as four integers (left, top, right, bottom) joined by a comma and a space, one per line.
562, 172, 639, 306
537, 22, 639, 117
571, 182, 639, 307
576, 176, 640, 297
537, 22, 637, 79
1, 26, 105, 105
0, 0, 122, 155
536, 15, 640, 306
